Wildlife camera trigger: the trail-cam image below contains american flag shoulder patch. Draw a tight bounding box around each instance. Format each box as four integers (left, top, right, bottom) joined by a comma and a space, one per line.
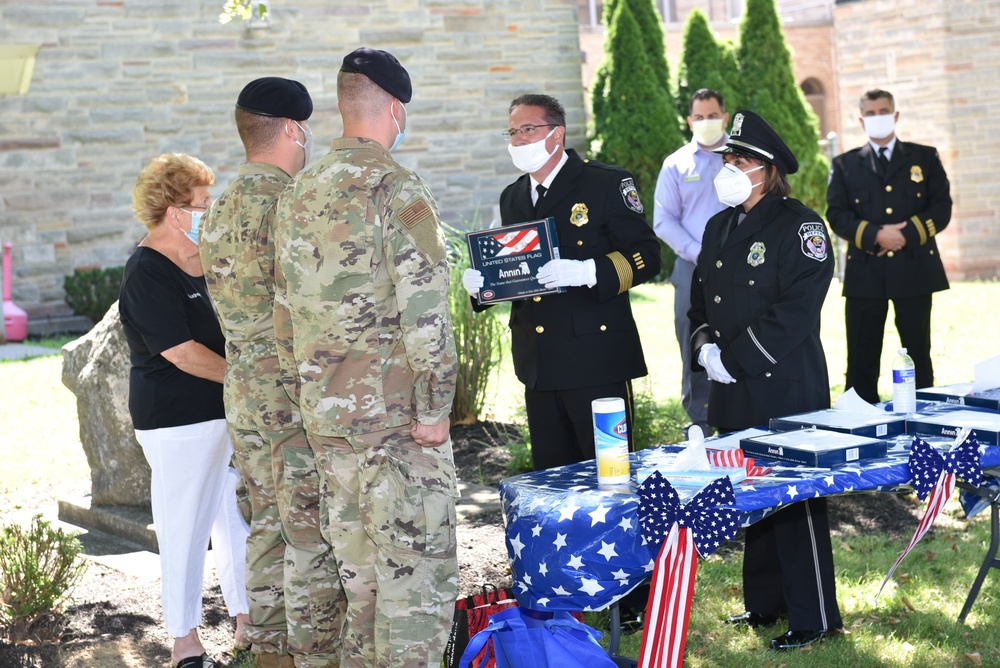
397, 198, 434, 228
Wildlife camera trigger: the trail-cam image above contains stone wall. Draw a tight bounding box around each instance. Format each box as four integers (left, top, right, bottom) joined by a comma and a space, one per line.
0, 0, 585, 315
834, 0, 1000, 280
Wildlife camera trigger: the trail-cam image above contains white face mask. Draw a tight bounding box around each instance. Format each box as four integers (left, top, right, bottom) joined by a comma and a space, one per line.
293, 121, 313, 167
713, 163, 764, 208
507, 127, 558, 173
862, 114, 895, 140
691, 118, 725, 147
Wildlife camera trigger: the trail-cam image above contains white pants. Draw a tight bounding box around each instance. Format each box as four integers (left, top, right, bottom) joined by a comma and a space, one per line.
136, 418, 250, 638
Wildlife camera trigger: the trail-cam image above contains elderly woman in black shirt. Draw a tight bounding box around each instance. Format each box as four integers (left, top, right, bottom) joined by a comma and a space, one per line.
119, 153, 249, 668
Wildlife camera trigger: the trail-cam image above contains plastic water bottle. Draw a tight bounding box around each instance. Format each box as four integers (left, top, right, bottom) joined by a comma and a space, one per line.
892, 347, 916, 414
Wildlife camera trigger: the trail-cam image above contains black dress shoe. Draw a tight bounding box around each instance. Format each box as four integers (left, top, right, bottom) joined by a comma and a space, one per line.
725, 611, 778, 628
769, 629, 828, 651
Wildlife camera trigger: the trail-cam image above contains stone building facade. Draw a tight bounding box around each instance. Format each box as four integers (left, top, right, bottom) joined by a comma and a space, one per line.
0, 0, 585, 317
1, 0, 997, 318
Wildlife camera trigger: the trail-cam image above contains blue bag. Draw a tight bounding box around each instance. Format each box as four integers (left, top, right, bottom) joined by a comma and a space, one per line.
458, 606, 617, 668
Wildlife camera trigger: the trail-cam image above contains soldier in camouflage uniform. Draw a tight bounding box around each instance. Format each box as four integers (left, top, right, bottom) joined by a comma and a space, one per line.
199, 78, 344, 668
273, 48, 459, 668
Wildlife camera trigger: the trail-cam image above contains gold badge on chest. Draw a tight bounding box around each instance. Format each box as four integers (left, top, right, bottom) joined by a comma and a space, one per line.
910, 165, 924, 183
570, 203, 589, 227
747, 241, 766, 267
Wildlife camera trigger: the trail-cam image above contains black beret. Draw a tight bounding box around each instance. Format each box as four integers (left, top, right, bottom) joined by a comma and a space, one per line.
340, 47, 412, 103
235, 77, 312, 121
714, 109, 798, 175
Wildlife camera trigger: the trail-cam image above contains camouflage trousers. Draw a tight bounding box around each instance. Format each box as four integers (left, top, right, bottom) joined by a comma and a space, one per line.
230, 426, 347, 667
308, 423, 460, 668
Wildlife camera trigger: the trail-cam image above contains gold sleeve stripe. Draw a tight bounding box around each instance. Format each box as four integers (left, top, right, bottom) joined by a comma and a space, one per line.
608, 251, 634, 294
632, 251, 646, 271
910, 215, 928, 245
397, 198, 433, 228
926, 218, 937, 237
855, 220, 869, 249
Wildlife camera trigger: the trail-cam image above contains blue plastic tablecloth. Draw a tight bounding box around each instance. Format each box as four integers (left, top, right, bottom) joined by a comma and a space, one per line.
498, 431, 1000, 611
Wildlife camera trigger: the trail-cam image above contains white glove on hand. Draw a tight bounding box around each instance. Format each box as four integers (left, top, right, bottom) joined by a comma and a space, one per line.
697, 343, 736, 384
536, 259, 597, 289
462, 268, 484, 297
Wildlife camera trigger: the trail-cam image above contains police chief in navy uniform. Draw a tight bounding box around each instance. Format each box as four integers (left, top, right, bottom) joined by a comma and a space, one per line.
463, 93, 660, 472
689, 109, 843, 650
826, 89, 952, 403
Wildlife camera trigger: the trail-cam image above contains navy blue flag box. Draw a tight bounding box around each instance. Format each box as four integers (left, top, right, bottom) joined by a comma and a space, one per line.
905, 409, 1000, 445
914, 383, 1000, 412
769, 408, 906, 439
740, 428, 889, 468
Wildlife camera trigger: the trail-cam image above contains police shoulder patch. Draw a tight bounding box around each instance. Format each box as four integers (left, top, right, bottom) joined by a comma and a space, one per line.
397, 197, 434, 228
619, 177, 644, 213
798, 221, 828, 262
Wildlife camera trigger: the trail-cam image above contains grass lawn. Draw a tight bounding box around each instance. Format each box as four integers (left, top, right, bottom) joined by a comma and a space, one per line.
2, 281, 999, 666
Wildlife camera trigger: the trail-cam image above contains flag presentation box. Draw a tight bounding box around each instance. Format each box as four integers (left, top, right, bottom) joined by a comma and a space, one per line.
905, 409, 1000, 445
914, 383, 1000, 412
740, 429, 888, 468
466, 217, 563, 305
769, 409, 906, 439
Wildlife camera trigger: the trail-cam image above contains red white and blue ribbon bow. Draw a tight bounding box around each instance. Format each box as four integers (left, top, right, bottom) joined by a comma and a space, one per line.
877, 429, 982, 600
636, 472, 739, 668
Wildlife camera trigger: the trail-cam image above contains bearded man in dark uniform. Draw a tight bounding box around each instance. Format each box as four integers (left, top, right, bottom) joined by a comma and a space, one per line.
463, 93, 660, 472
689, 109, 843, 651
827, 88, 952, 403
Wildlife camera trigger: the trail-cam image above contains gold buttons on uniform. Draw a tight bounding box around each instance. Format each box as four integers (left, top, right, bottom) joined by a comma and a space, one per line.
886, 207, 893, 215
600, 325, 607, 332
930, 249, 935, 255
854, 198, 861, 204
917, 192, 922, 198
535, 326, 544, 334
714, 295, 721, 303
887, 251, 895, 257
533, 296, 541, 302
885, 185, 892, 192
577, 240, 583, 246
715, 260, 722, 268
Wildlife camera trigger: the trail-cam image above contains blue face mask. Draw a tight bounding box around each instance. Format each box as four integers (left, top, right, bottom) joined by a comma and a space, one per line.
181, 209, 203, 245
390, 102, 406, 152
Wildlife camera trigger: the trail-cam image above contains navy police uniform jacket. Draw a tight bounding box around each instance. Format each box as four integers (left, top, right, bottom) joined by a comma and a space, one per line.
491, 149, 661, 391
826, 141, 951, 299
690, 194, 834, 432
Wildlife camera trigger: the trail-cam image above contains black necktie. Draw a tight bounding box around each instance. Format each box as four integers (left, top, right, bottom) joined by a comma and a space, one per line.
720, 211, 745, 246
878, 146, 889, 175
534, 184, 547, 216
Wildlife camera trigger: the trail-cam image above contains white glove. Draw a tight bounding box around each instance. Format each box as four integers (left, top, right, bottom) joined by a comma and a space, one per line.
462, 268, 484, 297
536, 259, 597, 289
697, 343, 736, 384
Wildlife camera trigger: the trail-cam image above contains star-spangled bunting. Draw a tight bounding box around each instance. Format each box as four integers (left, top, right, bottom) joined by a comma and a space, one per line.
637, 472, 739, 558
908, 431, 982, 500
877, 429, 983, 600
635, 472, 739, 668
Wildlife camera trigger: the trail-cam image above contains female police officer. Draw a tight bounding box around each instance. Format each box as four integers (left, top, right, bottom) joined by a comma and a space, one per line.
689, 110, 843, 650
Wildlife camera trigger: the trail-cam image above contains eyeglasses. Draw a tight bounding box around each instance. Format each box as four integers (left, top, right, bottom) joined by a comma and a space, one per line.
500, 124, 557, 141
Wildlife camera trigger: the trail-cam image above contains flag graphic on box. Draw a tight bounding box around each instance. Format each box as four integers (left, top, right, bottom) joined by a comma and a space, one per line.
479, 228, 540, 258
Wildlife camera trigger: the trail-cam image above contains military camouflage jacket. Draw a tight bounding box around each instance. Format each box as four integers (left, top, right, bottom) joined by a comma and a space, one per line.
274, 137, 456, 437
199, 161, 300, 430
